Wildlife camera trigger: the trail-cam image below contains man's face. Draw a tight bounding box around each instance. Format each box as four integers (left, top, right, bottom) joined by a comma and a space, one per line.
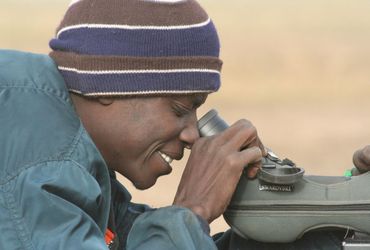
80, 94, 207, 190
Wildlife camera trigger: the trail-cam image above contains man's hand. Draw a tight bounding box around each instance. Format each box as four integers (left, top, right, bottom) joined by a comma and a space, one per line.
173, 119, 265, 223
353, 145, 370, 174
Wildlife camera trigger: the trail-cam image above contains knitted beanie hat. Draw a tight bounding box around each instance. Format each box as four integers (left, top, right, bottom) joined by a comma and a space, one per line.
49, 0, 222, 97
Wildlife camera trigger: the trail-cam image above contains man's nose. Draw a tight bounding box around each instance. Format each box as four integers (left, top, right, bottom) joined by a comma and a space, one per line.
179, 116, 200, 148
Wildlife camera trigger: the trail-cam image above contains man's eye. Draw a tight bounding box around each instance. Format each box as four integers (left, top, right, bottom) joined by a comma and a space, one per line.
172, 106, 190, 117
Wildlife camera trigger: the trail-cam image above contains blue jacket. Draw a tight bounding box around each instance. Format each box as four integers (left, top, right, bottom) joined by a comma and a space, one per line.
0, 50, 216, 250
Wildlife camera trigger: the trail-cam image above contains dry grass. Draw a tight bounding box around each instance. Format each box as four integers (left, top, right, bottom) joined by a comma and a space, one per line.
2, 0, 370, 234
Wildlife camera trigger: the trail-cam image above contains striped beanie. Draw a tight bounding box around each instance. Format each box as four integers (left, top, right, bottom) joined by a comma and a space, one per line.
49, 0, 222, 97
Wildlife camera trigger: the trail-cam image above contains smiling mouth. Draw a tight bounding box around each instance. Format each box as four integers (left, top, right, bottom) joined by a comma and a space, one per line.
158, 151, 173, 165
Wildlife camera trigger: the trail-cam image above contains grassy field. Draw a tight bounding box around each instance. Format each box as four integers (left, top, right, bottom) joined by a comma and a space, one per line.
2, 0, 370, 234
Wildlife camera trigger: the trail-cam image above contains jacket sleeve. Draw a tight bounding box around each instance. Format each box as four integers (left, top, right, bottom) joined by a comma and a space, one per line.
126, 206, 217, 250
5, 160, 110, 250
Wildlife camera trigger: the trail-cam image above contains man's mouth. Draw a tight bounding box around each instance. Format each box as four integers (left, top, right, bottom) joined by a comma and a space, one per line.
158, 151, 173, 165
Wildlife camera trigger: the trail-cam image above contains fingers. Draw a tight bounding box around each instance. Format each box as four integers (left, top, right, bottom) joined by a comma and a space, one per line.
255, 136, 267, 157
228, 146, 262, 174
210, 119, 252, 143
246, 161, 263, 179
353, 145, 370, 173
226, 119, 257, 147
219, 119, 265, 153
198, 119, 265, 174
360, 145, 370, 165
238, 146, 262, 164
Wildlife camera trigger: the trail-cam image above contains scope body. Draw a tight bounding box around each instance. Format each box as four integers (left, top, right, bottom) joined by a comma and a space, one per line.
197, 109, 370, 243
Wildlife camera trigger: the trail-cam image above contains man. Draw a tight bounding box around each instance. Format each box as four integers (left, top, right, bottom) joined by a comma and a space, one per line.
0, 0, 368, 249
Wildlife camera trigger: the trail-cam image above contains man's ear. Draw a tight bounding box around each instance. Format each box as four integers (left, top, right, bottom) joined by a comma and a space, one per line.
97, 98, 114, 106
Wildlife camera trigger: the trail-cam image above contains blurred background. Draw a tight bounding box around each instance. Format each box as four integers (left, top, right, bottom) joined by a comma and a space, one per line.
2, 0, 369, 234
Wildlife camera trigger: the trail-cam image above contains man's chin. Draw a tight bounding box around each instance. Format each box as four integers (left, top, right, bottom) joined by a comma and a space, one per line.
132, 178, 157, 190
132, 171, 171, 190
